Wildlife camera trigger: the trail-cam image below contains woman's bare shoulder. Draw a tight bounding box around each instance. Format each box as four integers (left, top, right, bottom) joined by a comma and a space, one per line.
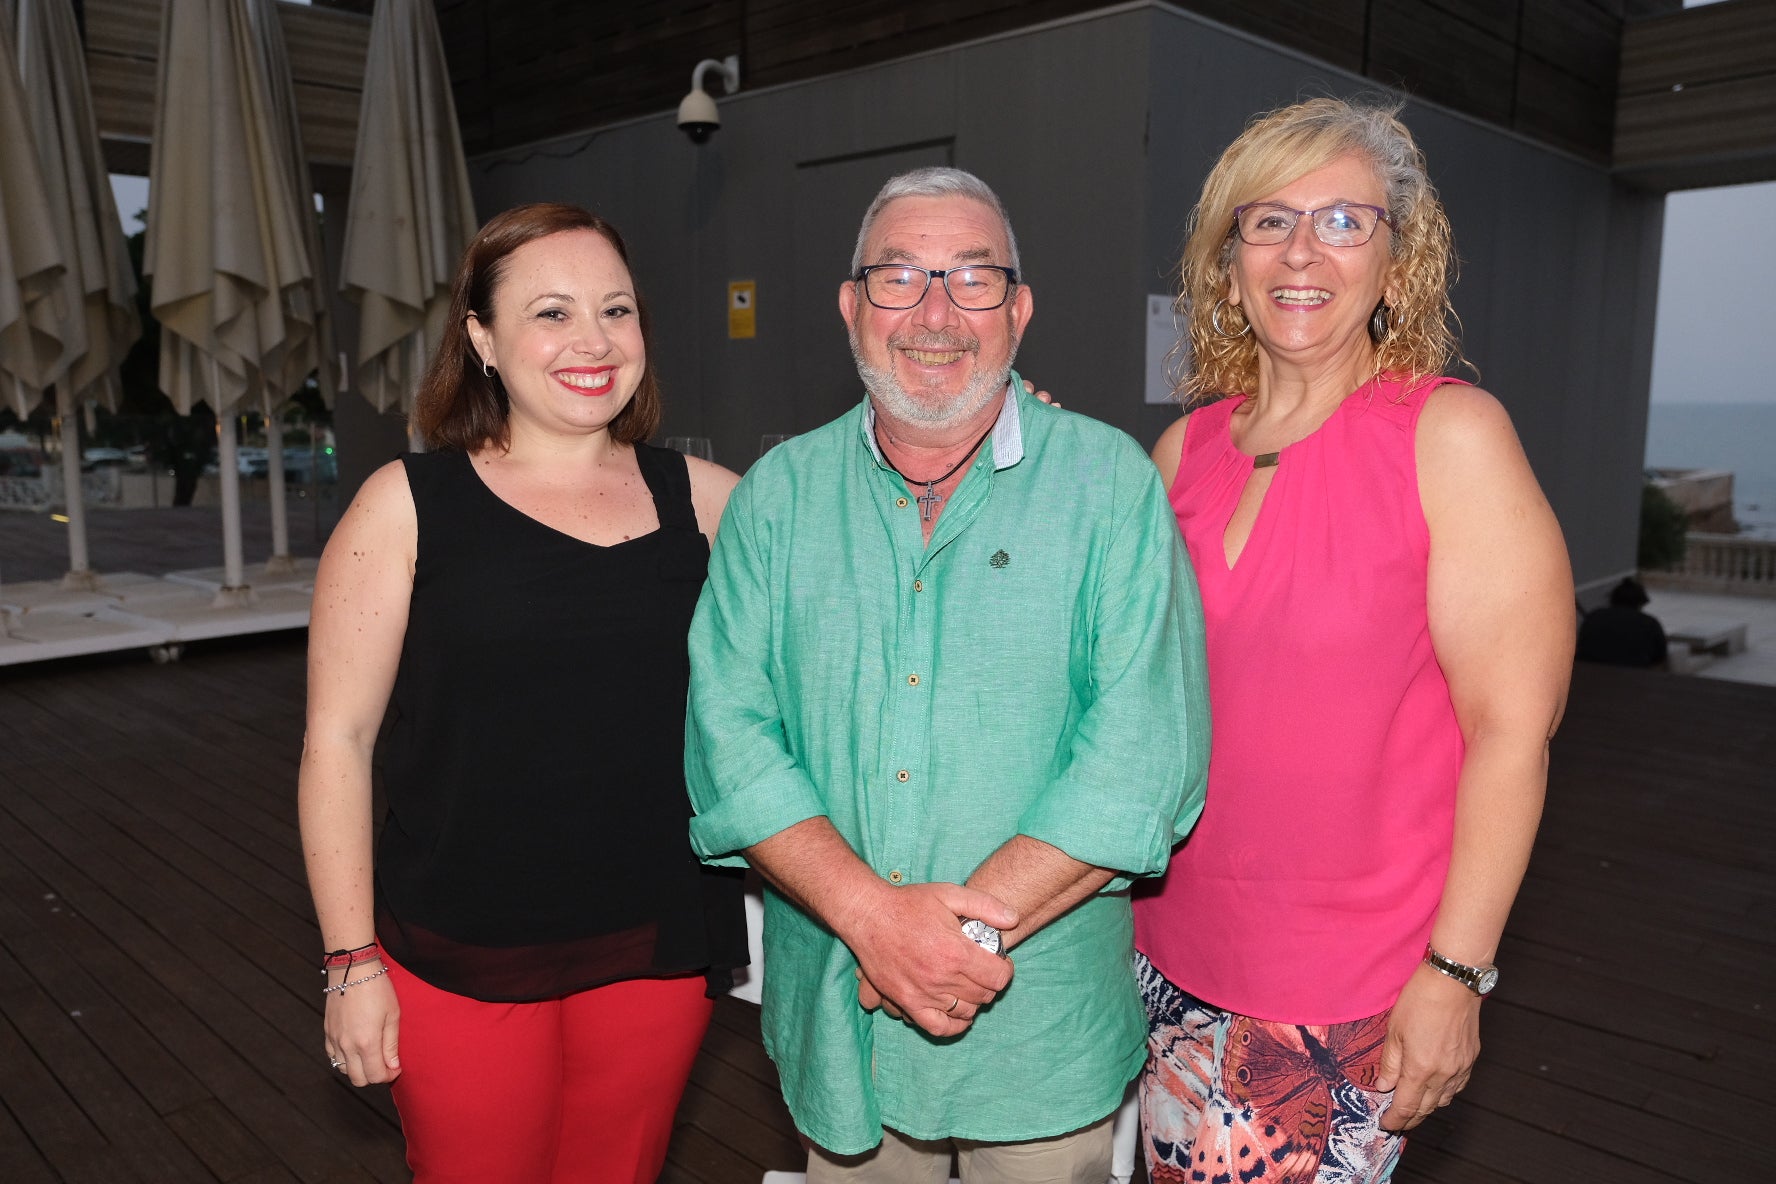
1151, 414, 1192, 489
1418, 384, 1519, 456
323, 459, 417, 564
684, 454, 742, 540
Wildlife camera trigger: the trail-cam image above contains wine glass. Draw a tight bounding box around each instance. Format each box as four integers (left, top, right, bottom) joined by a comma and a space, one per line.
758, 434, 792, 458
664, 436, 713, 461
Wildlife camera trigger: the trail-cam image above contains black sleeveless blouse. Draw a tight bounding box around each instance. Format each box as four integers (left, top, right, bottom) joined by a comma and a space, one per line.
374, 444, 746, 1002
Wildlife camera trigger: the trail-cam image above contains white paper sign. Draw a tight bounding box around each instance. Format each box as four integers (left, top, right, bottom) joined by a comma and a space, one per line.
1145, 294, 1187, 405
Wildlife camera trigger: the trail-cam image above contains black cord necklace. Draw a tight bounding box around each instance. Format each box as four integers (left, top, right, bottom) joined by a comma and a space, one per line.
876, 420, 996, 523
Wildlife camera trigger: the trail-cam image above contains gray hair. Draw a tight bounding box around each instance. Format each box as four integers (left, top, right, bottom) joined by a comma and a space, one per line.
849, 167, 1021, 274
1306, 99, 1432, 261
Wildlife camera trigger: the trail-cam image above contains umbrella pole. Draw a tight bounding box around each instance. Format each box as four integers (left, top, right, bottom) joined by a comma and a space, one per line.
57, 402, 99, 591
264, 411, 295, 575
213, 412, 254, 607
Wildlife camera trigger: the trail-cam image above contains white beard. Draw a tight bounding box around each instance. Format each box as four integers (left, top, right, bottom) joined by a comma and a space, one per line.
850, 329, 1019, 428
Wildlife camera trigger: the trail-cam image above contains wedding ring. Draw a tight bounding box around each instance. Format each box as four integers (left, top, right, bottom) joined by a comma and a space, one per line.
945, 995, 961, 1015
329, 1058, 346, 1070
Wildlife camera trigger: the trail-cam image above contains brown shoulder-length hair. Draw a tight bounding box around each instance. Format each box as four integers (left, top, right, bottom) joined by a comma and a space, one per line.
412, 203, 662, 450
1175, 97, 1467, 405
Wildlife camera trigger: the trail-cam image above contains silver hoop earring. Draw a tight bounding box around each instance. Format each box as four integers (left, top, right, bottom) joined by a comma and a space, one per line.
1369, 302, 1392, 345
1210, 299, 1250, 338
482, 359, 495, 379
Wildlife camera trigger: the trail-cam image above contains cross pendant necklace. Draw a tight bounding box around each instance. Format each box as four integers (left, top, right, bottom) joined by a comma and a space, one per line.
915, 484, 943, 520
877, 421, 997, 523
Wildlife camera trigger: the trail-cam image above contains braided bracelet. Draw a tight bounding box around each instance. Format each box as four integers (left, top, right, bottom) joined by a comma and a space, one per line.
322, 965, 390, 995
320, 943, 380, 972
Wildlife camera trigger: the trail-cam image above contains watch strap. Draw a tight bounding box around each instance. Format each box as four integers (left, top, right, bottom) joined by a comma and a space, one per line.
1424, 946, 1497, 996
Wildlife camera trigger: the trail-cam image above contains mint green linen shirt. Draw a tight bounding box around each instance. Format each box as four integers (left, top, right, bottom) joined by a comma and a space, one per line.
685, 380, 1210, 1154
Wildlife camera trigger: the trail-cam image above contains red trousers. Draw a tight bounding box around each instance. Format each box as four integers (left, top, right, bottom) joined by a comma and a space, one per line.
385, 953, 714, 1184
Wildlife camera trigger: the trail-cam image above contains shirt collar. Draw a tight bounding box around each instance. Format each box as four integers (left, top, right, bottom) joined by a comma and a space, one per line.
861, 370, 1027, 471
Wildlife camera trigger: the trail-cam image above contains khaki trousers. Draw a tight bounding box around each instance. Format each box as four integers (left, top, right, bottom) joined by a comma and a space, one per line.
805, 1114, 1114, 1184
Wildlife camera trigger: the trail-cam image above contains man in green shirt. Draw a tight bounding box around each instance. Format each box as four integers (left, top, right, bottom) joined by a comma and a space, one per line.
685, 167, 1210, 1180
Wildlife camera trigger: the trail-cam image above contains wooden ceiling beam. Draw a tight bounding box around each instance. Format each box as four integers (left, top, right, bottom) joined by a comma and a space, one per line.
1614, 0, 1776, 190
85, 0, 370, 175
82, 1, 1768, 194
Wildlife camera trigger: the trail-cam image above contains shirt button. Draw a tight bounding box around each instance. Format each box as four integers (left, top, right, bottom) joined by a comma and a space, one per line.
913, 579, 923, 592
907, 673, 920, 686
896, 770, 909, 782
896, 497, 909, 508
888, 869, 905, 884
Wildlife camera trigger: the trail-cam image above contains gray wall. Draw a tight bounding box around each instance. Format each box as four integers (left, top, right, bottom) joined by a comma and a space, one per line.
467, 2, 1662, 592
469, 8, 1158, 471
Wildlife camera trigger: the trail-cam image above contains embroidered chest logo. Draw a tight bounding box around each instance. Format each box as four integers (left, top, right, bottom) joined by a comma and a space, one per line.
988, 549, 1010, 569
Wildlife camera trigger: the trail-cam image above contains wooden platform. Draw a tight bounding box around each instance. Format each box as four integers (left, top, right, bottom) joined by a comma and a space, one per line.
0, 637, 1770, 1182
0, 499, 340, 586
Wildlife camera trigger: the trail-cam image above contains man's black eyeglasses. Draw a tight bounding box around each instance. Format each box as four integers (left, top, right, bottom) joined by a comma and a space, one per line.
853, 265, 1020, 311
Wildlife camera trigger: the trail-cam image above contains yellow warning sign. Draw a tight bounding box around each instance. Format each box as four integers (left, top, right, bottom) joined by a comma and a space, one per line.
728, 281, 757, 339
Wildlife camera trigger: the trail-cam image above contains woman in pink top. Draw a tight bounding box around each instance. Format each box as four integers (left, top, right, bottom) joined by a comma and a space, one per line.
1132, 99, 1574, 1182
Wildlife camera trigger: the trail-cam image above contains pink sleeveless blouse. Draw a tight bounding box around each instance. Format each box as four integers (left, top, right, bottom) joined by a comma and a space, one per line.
1133, 375, 1466, 1025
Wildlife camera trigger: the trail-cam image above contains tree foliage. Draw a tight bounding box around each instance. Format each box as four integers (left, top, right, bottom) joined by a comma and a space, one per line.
1638, 482, 1688, 571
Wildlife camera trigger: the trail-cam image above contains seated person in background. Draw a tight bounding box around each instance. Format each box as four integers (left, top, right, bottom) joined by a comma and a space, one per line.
1578, 577, 1668, 668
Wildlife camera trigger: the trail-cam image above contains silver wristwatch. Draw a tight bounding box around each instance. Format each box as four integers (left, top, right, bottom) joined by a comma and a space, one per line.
1424, 945, 1498, 996
960, 918, 1003, 956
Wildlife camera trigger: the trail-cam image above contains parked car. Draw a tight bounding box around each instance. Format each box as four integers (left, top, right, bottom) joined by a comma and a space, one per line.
234, 446, 336, 484
82, 446, 147, 470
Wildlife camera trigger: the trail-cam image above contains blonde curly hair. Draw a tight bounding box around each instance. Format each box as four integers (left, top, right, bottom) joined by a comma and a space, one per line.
1175, 97, 1466, 405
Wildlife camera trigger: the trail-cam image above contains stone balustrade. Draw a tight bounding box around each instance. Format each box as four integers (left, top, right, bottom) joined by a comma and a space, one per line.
1645, 532, 1776, 598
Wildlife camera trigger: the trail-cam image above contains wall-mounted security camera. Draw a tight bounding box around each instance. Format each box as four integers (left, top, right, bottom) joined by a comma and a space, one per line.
678, 55, 740, 144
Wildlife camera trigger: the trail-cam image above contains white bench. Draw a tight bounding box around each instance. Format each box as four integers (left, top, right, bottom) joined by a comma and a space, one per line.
1668, 623, 1749, 656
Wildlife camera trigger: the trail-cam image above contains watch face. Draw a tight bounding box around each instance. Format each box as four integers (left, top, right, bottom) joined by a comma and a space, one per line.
961, 918, 1003, 955
1476, 966, 1500, 995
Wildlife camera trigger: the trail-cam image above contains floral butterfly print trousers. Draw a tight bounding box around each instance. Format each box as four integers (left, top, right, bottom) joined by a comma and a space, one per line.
1136, 951, 1403, 1184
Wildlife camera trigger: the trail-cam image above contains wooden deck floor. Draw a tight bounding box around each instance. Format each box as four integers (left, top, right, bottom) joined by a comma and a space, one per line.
0, 636, 1769, 1182
0, 496, 341, 585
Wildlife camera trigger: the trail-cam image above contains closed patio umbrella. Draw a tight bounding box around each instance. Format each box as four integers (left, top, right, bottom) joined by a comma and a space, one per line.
340, 0, 476, 438
0, 14, 65, 428
7, 0, 143, 590
143, 0, 320, 605
247, 0, 335, 575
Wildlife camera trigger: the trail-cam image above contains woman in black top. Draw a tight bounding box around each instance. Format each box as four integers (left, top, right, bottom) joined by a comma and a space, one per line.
299, 203, 746, 1183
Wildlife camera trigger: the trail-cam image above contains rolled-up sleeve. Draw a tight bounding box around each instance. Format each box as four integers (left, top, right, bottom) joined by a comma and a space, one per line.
1016, 446, 1211, 888
685, 476, 826, 864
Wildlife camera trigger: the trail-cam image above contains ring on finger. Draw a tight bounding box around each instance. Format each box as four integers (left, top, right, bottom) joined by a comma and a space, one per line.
329, 1058, 345, 1070
944, 995, 961, 1014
